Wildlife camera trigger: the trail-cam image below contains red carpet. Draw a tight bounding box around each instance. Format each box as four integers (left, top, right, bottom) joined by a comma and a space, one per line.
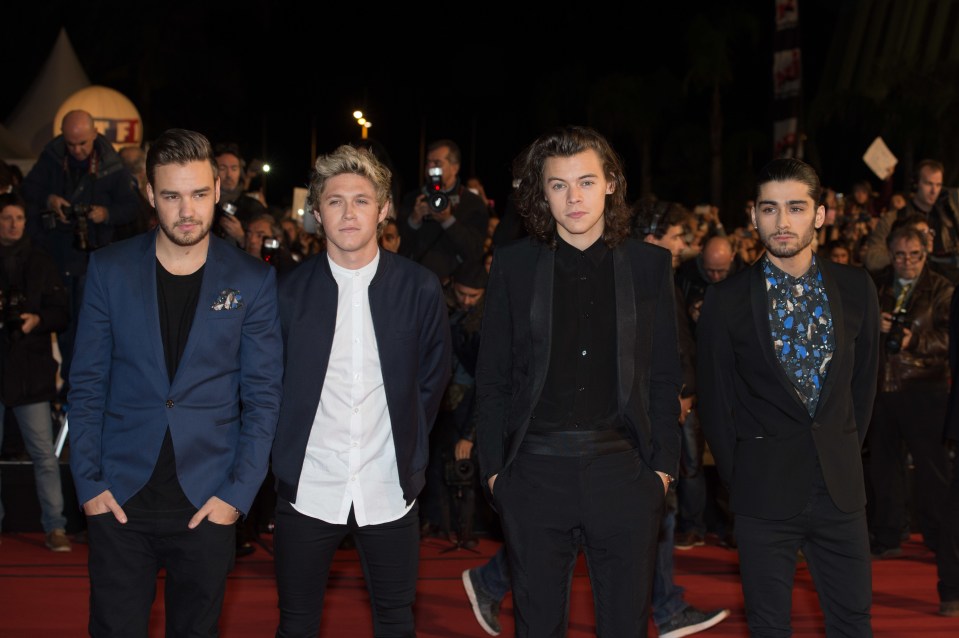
1, 532, 956, 636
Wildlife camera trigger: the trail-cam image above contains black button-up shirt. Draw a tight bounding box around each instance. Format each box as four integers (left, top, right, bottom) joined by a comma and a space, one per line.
531, 236, 620, 432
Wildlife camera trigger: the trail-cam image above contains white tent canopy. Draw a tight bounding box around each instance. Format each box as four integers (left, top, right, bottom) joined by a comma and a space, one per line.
5, 28, 91, 158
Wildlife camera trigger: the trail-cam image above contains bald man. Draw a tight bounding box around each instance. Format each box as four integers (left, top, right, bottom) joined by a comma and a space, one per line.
22, 109, 141, 401
674, 234, 744, 548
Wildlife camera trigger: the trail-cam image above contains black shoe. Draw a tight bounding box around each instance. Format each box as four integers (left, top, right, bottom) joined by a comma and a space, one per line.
235, 541, 256, 558
462, 569, 501, 635
870, 542, 902, 559
674, 531, 705, 550
658, 606, 730, 638
718, 533, 737, 550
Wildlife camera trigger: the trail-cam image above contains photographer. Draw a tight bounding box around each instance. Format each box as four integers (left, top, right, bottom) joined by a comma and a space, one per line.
0, 193, 71, 551
20, 110, 139, 399
421, 260, 487, 544
244, 212, 298, 275
397, 139, 489, 284
867, 225, 954, 558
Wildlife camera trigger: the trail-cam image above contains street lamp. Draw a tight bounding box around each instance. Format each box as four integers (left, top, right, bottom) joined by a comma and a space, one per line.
353, 110, 371, 139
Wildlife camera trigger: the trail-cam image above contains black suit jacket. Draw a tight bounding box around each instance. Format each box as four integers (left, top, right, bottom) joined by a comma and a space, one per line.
697, 257, 880, 520
475, 237, 683, 492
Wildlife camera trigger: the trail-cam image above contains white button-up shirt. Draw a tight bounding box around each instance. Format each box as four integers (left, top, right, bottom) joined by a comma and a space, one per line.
292, 252, 413, 526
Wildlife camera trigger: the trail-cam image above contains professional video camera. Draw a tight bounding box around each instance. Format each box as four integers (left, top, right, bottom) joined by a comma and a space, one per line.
885, 308, 910, 353
423, 167, 449, 213
0, 288, 28, 335
41, 203, 93, 252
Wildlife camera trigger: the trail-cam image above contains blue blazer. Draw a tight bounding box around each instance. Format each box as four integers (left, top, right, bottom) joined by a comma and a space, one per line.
68, 230, 283, 514
271, 250, 452, 506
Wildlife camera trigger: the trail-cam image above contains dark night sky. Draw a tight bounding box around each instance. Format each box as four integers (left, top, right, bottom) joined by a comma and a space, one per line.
3, 1, 843, 217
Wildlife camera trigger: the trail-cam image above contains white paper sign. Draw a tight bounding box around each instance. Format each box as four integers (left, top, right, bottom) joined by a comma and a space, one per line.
863, 137, 898, 180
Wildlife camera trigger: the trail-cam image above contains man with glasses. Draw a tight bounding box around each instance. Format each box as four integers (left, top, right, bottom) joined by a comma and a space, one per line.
866, 225, 954, 559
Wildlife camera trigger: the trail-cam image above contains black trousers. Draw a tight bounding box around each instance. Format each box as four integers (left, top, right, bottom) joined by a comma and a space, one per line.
937, 450, 959, 602
273, 499, 420, 638
736, 465, 872, 637
495, 447, 664, 637
86, 509, 236, 637
867, 387, 952, 550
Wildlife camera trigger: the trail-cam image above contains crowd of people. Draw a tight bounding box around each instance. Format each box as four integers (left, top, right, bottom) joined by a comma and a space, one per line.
0, 111, 957, 637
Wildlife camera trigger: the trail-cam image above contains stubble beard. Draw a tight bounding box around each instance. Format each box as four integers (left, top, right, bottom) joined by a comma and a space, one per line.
760, 224, 816, 259
159, 218, 211, 247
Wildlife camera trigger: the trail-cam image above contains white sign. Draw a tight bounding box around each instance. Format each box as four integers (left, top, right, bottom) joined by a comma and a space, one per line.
863, 137, 898, 180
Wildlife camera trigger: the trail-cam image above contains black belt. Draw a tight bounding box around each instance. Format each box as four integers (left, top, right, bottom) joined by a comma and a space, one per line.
519, 429, 636, 457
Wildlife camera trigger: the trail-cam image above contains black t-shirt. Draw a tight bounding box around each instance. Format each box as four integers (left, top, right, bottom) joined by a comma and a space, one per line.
125, 260, 204, 515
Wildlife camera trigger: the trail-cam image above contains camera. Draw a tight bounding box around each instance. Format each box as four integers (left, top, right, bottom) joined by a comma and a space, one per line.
444, 457, 475, 488
221, 201, 238, 217
423, 167, 449, 213
885, 308, 910, 353
0, 288, 28, 335
261, 236, 280, 264
41, 203, 93, 251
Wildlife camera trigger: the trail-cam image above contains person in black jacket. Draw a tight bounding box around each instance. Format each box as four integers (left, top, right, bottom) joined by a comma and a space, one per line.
395, 139, 489, 284
698, 158, 880, 636
20, 110, 140, 401
0, 193, 71, 551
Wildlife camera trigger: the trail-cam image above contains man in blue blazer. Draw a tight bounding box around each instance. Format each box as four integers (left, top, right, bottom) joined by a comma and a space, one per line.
68, 128, 283, 637
271, 145, 451, 637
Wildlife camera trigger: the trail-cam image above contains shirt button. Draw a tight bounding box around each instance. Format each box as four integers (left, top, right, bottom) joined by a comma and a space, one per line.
351, 475, 357, 481
165, 399, 174, 408
353, 408, 359, 414
581, 350, 587, 356
578, 386, 585, 391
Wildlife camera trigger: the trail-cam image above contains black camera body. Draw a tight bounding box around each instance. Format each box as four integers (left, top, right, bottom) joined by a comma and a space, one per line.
41, 203, 93, 251
261, 237, 280, 264
444, 457, 475, 488
423, 167, 449, 213
885, 308, 910, 353
0, 288, 28, 335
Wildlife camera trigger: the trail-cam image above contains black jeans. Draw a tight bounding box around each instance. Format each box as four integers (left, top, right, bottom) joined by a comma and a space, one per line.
496, 447, 664, 637
273, 499, 420, 637
86, 509, 236, 637
937, 450, 959, 602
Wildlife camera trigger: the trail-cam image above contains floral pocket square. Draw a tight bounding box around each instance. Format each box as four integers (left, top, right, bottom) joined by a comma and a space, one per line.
211, 288, 244, 311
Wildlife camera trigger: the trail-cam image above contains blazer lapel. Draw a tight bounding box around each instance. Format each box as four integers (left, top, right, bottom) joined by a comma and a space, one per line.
814, 260, 845, 413
750, 262, 808, 414
139, 230, 170, 392
171, 237, 221, 391
613, 247, 635, 411
528, 245, 554, 406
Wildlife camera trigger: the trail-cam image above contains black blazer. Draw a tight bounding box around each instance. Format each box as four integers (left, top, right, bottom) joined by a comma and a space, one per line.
475, 237, 683, 491
697, 258, 880, 520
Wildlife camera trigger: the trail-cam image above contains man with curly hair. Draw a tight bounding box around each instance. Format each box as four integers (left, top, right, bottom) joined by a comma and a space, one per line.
475, 126, 682, 636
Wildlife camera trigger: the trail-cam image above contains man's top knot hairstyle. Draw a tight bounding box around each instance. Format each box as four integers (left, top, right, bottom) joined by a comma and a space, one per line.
755, 158, 822, 206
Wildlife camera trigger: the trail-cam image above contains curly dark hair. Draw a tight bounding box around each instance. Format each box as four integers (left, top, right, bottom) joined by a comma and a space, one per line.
511, 125, 631, 248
